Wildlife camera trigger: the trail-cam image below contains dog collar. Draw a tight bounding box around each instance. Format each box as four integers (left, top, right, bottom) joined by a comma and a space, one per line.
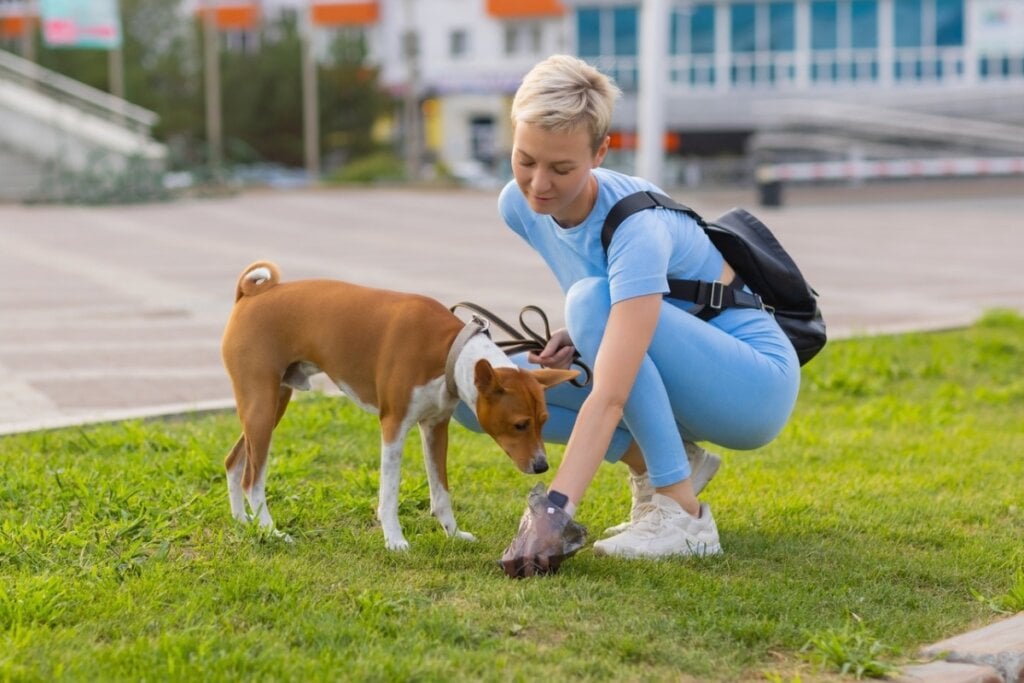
444, 316, 489, 397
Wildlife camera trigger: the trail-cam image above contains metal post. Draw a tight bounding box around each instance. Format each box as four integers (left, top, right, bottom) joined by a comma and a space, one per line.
203, 0, 224, 180
301, 2, 320, 180
637, 0, 668, 188
108, 47, 126, 126
20, 1, 36, 63
402, 0, 420, 182
108, 48, 124, 99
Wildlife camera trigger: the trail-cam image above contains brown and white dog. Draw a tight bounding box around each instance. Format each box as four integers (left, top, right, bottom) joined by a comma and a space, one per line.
221, 261, 577, 550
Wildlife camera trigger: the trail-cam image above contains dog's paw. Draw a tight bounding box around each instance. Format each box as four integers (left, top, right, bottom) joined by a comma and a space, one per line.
385, 537, 410, 552
453, 529, 477, 542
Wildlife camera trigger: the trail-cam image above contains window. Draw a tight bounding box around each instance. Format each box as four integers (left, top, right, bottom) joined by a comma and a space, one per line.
770, 2, 796, 52
731, 3, 756, 53
811, 1, 838, 50
891, 0, 965, 81
612, 7, 637, 56
449, 29, 468, 58
503, 25, 516, 55
504, 22, 544, 56
935, 0, 963, 46
329, 28, 368, 63
851, 0, 878, 49
576, 9, 601, 57
574, 6, 639, 87
528, 23, 543, 53
894, 0, 922, 48
691, 4, 715, 54
669, 3, 716, 86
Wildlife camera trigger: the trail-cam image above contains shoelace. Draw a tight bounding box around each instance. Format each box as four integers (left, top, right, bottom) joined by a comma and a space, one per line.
628, 501, 673, 536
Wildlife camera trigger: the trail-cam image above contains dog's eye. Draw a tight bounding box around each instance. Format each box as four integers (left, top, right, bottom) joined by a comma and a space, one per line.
513, 420, 529, 432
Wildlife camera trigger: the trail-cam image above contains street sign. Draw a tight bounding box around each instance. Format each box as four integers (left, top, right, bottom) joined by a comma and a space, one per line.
40, 0, 122, 49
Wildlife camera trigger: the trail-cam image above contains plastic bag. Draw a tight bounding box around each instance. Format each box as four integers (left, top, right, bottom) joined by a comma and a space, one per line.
500, 484, 587, 578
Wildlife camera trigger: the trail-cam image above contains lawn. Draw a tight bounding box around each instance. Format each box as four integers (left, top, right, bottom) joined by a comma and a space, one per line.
2, 311, 1022, 682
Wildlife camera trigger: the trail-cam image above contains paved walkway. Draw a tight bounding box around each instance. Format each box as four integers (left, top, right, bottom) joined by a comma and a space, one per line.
1, 178, 1023, 435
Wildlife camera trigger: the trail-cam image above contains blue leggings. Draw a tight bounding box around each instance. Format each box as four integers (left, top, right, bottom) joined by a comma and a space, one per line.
453, 277, 801, 488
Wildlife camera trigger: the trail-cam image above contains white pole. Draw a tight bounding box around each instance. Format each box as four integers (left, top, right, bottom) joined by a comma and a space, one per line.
203, 0, 223, 179
301, 2, 320, 180
637, 0, 668, 188
401, 0, 421, 181
20, 1, 36, 63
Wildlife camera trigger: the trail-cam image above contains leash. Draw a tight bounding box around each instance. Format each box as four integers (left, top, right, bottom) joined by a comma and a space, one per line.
449, 302, 592, 387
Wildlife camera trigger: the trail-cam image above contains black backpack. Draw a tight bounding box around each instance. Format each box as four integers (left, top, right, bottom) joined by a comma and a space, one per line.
602, 191, 826, 365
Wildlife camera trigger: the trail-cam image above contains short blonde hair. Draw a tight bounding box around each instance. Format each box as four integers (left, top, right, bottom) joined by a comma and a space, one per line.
511, 54, 621, 152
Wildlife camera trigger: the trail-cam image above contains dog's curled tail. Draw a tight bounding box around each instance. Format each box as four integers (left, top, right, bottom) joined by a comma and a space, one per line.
235, 261, 281, 301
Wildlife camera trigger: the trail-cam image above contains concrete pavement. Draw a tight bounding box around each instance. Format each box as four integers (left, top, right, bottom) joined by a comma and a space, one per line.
1, 178, 1022, 435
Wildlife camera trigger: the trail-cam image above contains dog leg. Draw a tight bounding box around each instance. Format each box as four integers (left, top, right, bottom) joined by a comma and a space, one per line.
239, 384, 293, 540
420, 418, 475, 542
377, 414, 413, 551
225, 435, 249, 523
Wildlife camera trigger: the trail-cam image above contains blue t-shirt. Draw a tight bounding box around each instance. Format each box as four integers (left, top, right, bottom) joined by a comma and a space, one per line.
498, 167, 724, 306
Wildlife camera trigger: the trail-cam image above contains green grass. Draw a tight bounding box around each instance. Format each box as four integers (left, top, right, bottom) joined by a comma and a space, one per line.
2, 310, 1023, 682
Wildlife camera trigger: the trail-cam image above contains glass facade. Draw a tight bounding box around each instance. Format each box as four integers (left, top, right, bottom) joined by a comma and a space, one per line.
574, 0, 1019, 92
770, 3, 796, 52
575, 6, 638, 86
851, 0, 878, 49
668, 2, 716, 85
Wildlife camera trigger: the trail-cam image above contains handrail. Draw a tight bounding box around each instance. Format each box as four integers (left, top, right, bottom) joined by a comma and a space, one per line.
0, 48, 158, 133
758, 98, 1024, 153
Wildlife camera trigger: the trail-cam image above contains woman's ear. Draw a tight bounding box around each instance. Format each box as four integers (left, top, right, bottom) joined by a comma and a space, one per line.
593, 135, 610, 167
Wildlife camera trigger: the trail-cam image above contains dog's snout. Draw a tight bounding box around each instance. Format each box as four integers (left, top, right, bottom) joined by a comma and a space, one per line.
531, 457, 549, 474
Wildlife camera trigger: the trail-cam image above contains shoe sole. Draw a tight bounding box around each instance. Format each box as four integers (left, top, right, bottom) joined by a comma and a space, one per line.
592, 541, 723, 559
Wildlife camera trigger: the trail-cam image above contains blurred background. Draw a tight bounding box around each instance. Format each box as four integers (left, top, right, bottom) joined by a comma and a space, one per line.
0, 0, 1022, 204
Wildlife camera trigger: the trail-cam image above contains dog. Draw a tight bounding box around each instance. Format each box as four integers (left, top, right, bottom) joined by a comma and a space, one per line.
221, 261, 577, 550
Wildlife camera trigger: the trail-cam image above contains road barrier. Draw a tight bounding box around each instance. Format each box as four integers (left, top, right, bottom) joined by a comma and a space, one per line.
755, 156, 1024, 206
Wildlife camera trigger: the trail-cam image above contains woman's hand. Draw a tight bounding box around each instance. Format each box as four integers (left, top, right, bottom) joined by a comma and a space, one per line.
528, 327, 575, 369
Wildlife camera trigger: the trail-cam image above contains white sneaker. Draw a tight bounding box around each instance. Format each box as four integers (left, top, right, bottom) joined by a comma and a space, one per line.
686, 442, 722, 496
593, 494, 723, 559
602, 443, 721, 536
602, 471, 655, 536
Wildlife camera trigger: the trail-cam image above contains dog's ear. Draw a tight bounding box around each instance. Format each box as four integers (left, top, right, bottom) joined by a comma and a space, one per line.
474, 359, 503, 394
530, 368, 579, 388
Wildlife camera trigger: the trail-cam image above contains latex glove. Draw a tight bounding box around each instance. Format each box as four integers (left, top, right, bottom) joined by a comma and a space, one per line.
500, 484, 587, 578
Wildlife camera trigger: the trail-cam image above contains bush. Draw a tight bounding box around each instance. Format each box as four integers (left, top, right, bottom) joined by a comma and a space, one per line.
329, 152, 406, 184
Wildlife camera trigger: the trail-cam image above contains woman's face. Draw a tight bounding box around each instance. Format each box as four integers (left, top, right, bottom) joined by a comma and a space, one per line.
512, 121, 608, 227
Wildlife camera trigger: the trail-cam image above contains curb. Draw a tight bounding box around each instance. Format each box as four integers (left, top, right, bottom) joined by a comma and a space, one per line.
0, 399, 237, 437
897, 613, 1024, 683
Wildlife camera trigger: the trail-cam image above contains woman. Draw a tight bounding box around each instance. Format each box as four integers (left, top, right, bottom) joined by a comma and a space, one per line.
456, 55, 800, 576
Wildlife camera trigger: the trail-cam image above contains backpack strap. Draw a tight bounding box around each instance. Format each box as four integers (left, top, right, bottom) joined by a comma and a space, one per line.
601, 190, 704, 252
602, 191, 764, 320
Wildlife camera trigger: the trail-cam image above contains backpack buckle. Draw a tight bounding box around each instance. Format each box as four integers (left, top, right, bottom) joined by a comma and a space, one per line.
709, 281, 724, 310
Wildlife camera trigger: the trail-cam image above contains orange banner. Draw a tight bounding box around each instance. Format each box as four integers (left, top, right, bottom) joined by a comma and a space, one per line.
486, 0, 564, 19
312, 1, 379, 26
197, 3, 260, 31
609, 131, 682, 153
0, 15, 29, 38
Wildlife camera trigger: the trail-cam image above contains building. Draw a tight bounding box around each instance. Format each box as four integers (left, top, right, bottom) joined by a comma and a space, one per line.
350, 0, 1024, 185
7, 0, 1021, 186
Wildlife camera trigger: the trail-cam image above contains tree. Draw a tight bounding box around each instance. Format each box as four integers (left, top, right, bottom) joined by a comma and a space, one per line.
318, 31, 393, 168
26, 2, 391, 171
